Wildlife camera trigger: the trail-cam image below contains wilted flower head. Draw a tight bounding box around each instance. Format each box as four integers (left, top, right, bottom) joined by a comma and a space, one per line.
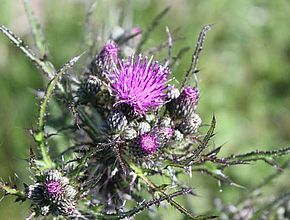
111, 55, 170, 115
167, 86, 199, 119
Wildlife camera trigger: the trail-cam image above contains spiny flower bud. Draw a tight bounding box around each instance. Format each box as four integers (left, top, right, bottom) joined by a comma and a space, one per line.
77, 75, 101, 101
25, 170, 78, 217
138, 121, 151, 135
90, 41, 119, 78
173, 129, 184, 141
103, 110, 128, 135
167, 86, 199, 120
159, 117, 172, 127
26, 183, 46, 203
156, 126, 174, 144
179, 113, 202, 135
121, 127, 138, 140
167, 85, 180, 100
145, 113, 156, 123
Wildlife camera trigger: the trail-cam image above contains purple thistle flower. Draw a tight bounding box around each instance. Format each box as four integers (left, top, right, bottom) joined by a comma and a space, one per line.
139, 132, 160, 154
111, 55, 170, 115
167, 86, 199, 119
45, 180, 62, 196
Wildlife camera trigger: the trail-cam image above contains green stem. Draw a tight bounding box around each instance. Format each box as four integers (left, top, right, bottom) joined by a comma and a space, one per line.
23, 0, 47, 57
0, 25, 55, 79
124, 156, 197, 219
34, 54, 83, 169
0, 183, 25, 201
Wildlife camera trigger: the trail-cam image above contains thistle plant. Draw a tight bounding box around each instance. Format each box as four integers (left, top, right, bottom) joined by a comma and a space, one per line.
1, 1, 290, 220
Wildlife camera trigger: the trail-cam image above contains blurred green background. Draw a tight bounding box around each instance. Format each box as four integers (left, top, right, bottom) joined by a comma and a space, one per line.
0, 0, 290, 219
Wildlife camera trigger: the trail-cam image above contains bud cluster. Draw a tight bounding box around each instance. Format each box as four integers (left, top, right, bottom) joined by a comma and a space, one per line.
71, 25, 205, 209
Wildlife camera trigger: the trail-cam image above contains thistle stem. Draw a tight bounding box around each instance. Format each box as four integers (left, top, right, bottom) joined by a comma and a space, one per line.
124, 156, 197, 219
0, 183, 25, 201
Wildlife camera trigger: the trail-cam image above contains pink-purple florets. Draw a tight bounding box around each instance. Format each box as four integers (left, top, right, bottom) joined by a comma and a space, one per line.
139, 133, 159, 154
45, 180, 62, 195
111, 55, 169, 115
181, 87, 199, 105
100, 42, 119, 63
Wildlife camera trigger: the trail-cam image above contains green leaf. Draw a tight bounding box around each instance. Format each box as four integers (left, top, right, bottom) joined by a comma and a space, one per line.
23, 0, 47, 57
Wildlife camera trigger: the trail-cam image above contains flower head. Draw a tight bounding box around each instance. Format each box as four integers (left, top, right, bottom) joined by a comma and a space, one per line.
99, 42, 119, 63
26, 170, 79, 217
111, 55, 169, 115
103, 109, 128, 135
90, 41, 119, 77
139, 132, 160, 154
45, 180, 62, 196
181, 87, 199, 104
167, 86, 199, 119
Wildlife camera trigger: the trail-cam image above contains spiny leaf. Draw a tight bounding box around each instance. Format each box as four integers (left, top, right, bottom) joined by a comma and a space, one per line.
182, 24, 213, 87
84, 0, 97, 56
0, 182, 26, 202
192, 162, 245, 189
0, 24, 55, 78
169, 46, 190, 69
226, 146, 290, 165
165, 26, 173, 65
23, 0, 47, 57
205, 146, 223, 157
185, 115, 216, 165
251, 158, 290, 192
147, 35, 184, 56
125, 156, 197, 219
97, 188, 197, 219
29, 146, 41, 176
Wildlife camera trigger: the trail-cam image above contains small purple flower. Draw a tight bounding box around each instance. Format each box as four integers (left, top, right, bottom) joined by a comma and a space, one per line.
111, 55, 170, 115
45, 180, 62, 196
139, 132, 160, 154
